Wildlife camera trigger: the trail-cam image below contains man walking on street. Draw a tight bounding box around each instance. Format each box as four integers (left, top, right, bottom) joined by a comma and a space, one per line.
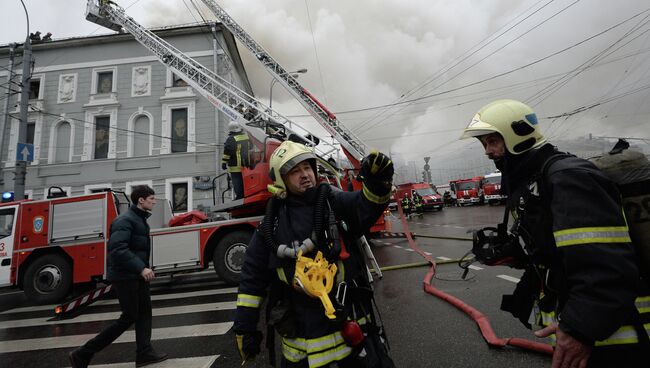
462, 99, 649, 368
69, 185, 168, 368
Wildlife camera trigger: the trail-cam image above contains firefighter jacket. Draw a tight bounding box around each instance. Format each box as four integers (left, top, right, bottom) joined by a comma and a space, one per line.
234, 185, 388, 367
401, 197, 411, 210
106, 205, 151, 281
501, 143, 649, 348
222, 131, 251, 173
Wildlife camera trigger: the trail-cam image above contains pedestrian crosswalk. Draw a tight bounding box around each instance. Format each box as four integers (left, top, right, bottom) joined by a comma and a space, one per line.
0, 272, 241, 368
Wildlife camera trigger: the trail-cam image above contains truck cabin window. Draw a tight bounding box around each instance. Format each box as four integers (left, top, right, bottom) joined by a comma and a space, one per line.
0, 208, 16, 239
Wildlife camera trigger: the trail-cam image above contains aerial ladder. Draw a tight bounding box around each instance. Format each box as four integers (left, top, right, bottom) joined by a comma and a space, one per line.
199, 0, 369, 167
200, 0, 384, 277
85, 0, 337, 216
85, 0, 383, 278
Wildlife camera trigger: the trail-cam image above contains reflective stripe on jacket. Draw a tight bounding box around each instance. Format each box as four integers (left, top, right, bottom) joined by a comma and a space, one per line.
222, 132, 251, 172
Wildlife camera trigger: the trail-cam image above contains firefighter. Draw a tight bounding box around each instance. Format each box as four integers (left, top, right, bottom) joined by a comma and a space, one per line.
462, 99, 649, 367
412, 190, 424, 218
400, 195, 412, 219
222, 121, 251, 200
234, 140, 395, 368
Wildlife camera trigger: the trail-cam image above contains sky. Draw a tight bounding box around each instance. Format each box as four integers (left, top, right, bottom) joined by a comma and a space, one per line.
2, 0, 650, 174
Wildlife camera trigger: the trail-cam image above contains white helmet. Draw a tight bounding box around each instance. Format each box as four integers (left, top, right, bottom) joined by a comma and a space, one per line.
268, 140, 317, 198
228, 120, 243, 133
462, 99, 546, 155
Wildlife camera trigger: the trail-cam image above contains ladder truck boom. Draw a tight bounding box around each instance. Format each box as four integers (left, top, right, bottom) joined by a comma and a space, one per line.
85, 0, 334, 157
200, 0, 369, 165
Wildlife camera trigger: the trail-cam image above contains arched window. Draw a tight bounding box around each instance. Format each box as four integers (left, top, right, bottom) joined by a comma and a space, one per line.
55, 121, 72, 163
133, 115, 150, 156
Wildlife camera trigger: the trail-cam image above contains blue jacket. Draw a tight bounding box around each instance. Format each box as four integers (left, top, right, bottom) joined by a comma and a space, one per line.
106, 205, 151, 281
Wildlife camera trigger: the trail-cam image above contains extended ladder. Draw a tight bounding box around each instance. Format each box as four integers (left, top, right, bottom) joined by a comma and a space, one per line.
200, 0, 368, 163
85, 0, 335, 157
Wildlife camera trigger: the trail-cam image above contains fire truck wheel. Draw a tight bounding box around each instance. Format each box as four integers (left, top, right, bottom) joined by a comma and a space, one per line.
213, 230, 252, 285
23, 254, 72, 304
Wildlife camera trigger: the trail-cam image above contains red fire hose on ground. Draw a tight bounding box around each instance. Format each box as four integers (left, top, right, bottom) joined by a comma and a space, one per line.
393, 202, 553, 356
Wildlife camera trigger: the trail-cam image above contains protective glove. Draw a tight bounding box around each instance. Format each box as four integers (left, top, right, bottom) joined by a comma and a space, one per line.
358, 151, 394, 204
222, 163, 228, 171
235, 331, 263, 363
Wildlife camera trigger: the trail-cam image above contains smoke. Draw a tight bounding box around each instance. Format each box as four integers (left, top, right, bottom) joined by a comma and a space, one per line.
135, 0, 649, 164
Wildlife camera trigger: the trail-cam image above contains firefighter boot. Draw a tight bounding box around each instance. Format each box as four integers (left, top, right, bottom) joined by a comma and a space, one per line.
69, 347, 93, 368
136, 350, 168, 367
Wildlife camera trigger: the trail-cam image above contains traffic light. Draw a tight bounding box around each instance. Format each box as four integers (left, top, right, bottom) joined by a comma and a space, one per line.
2, 191, 14, 203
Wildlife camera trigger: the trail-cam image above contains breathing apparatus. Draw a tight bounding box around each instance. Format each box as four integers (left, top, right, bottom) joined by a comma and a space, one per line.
293, 250, 338, 319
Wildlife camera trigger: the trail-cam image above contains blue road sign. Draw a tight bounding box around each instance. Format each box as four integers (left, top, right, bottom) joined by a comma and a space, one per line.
16, 143, 34, 162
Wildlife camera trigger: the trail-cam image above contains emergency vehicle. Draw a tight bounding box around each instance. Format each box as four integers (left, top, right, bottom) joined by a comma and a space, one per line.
450, 176, 484, 206
0, 1, 385, 305
482, 171, 505, 205
0, 188, 259, 304
396, 183, 444, 211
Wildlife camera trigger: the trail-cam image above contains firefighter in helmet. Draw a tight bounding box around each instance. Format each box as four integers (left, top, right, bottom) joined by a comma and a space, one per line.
222, 121, 251, 200
462, 99, 648, 367
401, 194, 412, 219
234, 140, 395, 367
412, 190, 423, 218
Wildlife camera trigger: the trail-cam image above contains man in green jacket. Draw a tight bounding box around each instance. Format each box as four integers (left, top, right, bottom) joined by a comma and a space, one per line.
69, 185, 168, 368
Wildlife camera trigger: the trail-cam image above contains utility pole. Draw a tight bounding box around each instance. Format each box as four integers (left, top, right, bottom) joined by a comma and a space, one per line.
14, 37, 32, 200
0, 43, 17, 190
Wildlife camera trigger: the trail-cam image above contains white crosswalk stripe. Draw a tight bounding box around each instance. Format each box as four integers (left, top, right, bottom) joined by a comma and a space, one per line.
65, 355, 220, 368
0, 301, 236, 329
497, 274, 521, 283
0, 322, 233, 353
0, 280, 238, 367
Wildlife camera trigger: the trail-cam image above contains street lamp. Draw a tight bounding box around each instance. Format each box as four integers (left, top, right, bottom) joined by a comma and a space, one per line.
269, 68, 307, 110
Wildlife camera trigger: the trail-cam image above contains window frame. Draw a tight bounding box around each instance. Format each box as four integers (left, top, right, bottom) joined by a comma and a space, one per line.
83, 107, 118, 161
161, 101, 195, 154
127, 110, 154, 158
165, 177, 192, 214
91, 66, 118, 95
48, 119, 75, 164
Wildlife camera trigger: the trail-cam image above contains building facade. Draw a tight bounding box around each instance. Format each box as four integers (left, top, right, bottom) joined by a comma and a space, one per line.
0, 23, 252, 213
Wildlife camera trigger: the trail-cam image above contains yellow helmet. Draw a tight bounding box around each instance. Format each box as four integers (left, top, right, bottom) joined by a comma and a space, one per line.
461, 99, 546, 155
268, 140, 317, 198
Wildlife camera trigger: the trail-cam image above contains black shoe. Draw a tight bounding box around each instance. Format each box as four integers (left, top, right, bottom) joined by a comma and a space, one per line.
136, 350, 168, 367
69, 347, 92, 368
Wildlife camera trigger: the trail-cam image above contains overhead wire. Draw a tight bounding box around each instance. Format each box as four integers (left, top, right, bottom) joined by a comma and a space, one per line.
303, 0, 329, 106
356, 0, 583, 136
353, 0, 555, 134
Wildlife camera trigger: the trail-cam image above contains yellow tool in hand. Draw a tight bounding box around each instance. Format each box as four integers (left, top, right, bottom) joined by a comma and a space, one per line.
293, 251, 338, 319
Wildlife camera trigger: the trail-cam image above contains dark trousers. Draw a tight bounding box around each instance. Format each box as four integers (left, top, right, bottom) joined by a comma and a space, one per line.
231, 172, 244, 200
81, 279, 153, 355
587, 343, 647, 367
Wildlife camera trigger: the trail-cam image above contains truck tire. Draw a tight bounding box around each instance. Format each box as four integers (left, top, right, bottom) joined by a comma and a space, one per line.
23, 254, 72, 304
213, 230, 252, 285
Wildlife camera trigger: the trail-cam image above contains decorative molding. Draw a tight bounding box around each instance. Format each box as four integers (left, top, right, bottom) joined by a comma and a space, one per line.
131, 65, 151, 97
57, 73, 77, 103
126, 110, 154, 157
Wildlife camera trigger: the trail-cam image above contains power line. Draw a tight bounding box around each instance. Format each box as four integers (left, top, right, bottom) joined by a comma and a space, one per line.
304, 0, 329, 106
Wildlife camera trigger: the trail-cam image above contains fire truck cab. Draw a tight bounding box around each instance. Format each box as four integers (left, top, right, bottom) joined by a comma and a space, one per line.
0, 189, 258, 304
450, 176, 484, 206
396, 183, 444, 211
482, 171, 505, 205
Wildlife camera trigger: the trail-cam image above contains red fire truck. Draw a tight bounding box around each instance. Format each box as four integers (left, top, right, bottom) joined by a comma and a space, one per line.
396, 183, 444, 211
450, 176, 484, 206
0, 188, 260, 304
482, 171, 505, 205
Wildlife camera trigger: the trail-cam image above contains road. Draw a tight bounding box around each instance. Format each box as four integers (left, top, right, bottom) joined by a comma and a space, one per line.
0, 205, 551, 367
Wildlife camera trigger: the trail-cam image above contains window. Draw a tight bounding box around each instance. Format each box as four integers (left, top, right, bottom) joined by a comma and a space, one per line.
26, 122, 35, 145
0, 208, 16, 240
171, 108, 188, 153
49, 121, 72, 164
133, 115, 151, 156
125, 180, 153, 196
94, 116, 110, 159
165, 178, 192, 214
85, 184, 112, 194
29, 80, 41, 100
97, 71, 113, 94
172, 73, 188, 87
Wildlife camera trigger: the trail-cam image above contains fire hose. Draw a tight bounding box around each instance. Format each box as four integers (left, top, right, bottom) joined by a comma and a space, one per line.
394, 201, 553, 356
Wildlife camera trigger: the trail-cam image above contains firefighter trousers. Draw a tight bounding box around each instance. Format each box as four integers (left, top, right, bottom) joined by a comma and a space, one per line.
81, 279, 153, 355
